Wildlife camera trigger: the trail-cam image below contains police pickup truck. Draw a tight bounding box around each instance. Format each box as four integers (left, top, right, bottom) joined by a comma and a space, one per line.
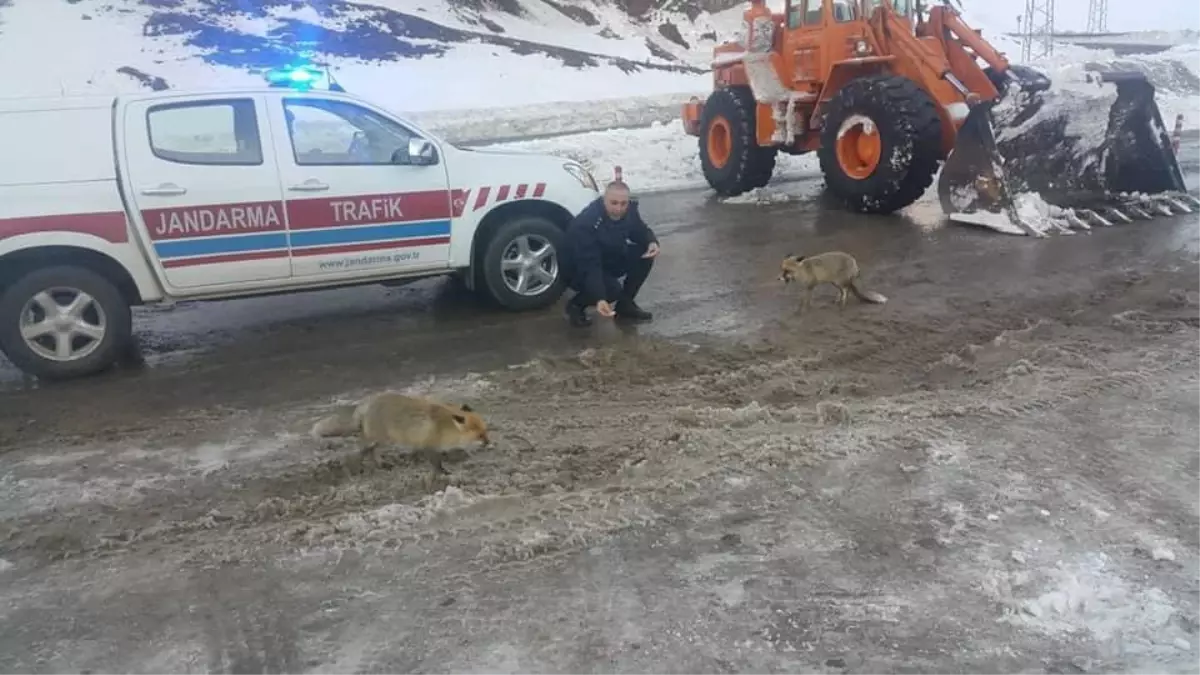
0, 69, 601, 380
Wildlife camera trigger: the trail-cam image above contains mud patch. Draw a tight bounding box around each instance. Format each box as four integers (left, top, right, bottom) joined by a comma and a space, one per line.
0, 249, 1196, 672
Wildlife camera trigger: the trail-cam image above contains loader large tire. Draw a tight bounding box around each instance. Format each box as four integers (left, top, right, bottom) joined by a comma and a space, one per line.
699, 86, 777, 197
818, 75, 943, 214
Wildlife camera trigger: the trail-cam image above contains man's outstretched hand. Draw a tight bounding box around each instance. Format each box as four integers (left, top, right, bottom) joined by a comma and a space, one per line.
596, 300, 616, 317
642, 242, 660, 259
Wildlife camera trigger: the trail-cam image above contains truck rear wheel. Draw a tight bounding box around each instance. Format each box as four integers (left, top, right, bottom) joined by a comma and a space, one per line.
818, 75, 943, 214
0, 265, 132, 381
699, 86, 778, 197
479, 215, 567, 311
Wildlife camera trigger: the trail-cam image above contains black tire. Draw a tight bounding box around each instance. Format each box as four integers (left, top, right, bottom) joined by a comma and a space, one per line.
818, 74, 943, 214
0, 265, 132, 381
699, 86, 778, 197
479, 215, 567, 311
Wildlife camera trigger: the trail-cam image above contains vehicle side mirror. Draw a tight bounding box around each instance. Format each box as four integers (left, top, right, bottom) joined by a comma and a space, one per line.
394, 138, 438, 166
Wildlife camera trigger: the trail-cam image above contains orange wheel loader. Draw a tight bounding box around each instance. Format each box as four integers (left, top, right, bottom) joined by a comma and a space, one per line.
680, 0, 1198, 235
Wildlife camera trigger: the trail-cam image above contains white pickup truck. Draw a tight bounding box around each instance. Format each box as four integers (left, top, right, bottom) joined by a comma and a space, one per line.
0, 78, 601, 380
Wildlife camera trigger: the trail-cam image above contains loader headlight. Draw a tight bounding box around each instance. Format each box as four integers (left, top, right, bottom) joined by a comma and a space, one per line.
854, 39, 871, 56
564, 162, 599, 192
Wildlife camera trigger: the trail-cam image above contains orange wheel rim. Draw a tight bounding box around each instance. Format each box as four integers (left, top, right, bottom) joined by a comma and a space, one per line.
707, 116, 733, 168
835, 117, 882, 180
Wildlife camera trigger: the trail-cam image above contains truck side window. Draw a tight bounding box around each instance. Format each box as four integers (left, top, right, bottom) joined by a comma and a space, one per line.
283, 98, 417, 166
146, 99, 262, 166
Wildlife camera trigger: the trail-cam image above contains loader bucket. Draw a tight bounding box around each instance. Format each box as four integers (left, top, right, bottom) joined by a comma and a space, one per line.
938, 70, 1199, 236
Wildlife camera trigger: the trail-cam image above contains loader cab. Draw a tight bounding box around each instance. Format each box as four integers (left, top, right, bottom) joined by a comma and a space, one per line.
780, 0, 880, 92
784, 0, 859, 28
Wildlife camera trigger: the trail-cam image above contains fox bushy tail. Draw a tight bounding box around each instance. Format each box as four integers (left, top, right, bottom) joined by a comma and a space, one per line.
310, 404, 360, 438
849, 280, 888, 304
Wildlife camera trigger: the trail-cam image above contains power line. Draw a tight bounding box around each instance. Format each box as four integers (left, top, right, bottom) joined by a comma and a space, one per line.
1086, 0, 1108, 33
1021, 0, 1055, 62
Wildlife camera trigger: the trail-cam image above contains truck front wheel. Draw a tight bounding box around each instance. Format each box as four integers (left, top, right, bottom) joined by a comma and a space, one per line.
0, 265, 133, 381
479, 215, 567, 311
817, 75, 943, 214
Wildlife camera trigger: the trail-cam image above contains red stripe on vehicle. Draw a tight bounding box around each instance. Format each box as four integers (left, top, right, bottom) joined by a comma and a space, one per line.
286, 190, 453, 230
143, 200, 286, 241
290, 237, 451, 257
496, 185, 510, 202
450, 188, 470, 218
160, 249, 288, 268
0, 211, 128, 244
473, 186, 491, 211
514, 184, 528, 199
533, 183, 546, 198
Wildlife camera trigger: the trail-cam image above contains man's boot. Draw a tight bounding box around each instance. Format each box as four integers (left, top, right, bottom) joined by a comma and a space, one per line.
564, 296, 592, 327
616, 298, 652, 322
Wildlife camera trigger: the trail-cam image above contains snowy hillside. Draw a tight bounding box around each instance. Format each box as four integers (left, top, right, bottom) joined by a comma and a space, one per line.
1, 1, 1194, 122
0, 0, 744, 112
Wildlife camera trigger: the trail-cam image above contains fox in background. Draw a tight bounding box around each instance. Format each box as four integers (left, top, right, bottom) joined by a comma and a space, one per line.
777, 251, 888, 311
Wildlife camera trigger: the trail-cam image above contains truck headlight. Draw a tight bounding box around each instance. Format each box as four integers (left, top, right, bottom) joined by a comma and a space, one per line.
564, 163, 598, 192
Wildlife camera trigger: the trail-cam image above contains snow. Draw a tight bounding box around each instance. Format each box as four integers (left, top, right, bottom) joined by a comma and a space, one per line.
480, 119, 821, 194
948, 211, 1031, 237
1004, 552, 1188, 653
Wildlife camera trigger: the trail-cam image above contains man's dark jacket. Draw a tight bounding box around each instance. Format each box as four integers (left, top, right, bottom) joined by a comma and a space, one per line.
562, 197, 658, 302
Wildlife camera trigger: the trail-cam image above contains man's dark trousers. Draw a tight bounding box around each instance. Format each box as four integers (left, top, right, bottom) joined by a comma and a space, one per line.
566, 242, 654, 312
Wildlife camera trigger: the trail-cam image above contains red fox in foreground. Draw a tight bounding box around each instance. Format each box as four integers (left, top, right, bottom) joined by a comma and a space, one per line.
777, 251, 889, 311
311, 392, 492, 475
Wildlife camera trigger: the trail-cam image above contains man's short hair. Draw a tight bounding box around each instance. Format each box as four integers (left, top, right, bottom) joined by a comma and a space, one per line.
605, 180, 630, 193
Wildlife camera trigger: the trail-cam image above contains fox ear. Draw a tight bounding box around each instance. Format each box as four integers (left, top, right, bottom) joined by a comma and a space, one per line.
452, 413, 466, 425
460, 403, 473, 413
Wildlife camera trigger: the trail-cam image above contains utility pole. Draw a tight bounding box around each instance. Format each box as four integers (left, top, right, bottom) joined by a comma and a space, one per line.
1086, 0, 1108, 33
1021, 0, 1055, 62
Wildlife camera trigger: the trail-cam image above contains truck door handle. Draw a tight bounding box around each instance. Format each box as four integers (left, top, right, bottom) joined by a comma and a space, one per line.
288, 180, 329, 192
140, 183, 187, 196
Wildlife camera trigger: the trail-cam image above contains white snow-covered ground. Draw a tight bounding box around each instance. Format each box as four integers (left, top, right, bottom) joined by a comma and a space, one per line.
481, 119, 820, 194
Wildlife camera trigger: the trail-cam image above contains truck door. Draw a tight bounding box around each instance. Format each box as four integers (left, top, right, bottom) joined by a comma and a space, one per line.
121, 94, 291, 291
268, 94, 453, 279
785, 0, 828, 93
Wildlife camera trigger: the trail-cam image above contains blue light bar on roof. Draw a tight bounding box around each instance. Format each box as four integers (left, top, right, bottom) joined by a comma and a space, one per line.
265, 65, 325, 89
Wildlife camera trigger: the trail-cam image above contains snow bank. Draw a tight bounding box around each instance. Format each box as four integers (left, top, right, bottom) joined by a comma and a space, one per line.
483, 119, 821, 194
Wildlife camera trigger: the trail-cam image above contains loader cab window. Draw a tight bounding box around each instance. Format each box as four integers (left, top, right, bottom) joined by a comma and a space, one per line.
832, 0, 858, 22
862, 0, 916, 18
787, 0, 823, 27
890, 0, 915, 17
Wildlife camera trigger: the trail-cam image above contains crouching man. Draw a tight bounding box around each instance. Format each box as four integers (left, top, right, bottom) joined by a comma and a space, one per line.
561, 180, 661, 327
